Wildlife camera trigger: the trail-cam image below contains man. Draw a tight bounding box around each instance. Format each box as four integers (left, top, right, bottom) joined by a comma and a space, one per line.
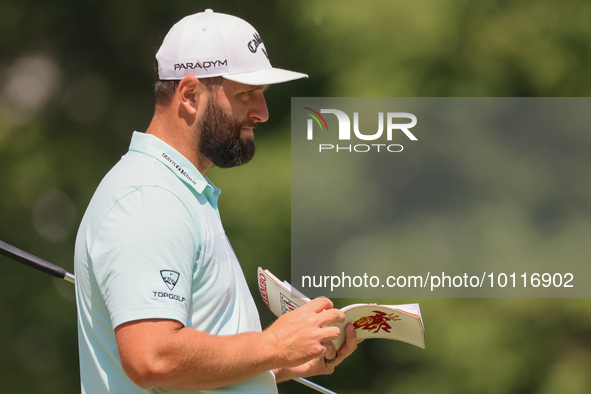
74, 9, 359, 393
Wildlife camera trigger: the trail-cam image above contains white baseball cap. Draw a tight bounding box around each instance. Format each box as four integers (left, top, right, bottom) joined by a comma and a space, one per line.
156, 9, 308, 85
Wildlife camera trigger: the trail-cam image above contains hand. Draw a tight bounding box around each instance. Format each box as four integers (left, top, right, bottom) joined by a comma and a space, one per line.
273, 323, 363, 382
264, 297, 345, 368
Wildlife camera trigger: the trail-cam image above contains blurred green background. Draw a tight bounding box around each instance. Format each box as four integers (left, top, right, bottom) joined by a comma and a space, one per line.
1, 0, 591, 393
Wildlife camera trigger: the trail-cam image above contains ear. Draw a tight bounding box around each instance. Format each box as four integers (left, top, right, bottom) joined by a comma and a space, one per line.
176, 76, 207, 115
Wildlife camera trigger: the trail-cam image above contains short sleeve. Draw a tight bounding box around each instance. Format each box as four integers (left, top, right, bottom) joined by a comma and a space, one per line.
90, 186, 199, 328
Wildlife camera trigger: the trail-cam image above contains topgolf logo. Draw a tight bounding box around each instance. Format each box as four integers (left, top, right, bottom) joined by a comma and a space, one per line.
302, 107, 417, 153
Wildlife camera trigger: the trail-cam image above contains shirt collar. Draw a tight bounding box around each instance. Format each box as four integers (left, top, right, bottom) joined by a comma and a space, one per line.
128, 131, 221, 206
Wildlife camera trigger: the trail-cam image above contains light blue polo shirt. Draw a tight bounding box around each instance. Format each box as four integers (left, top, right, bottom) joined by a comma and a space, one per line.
74, 131, 277, 394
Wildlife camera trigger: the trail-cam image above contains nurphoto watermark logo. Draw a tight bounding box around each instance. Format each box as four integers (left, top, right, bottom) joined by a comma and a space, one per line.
302, 107, 418, 153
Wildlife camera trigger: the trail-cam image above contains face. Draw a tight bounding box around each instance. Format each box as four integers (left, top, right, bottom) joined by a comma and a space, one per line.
196, 80, 269, 169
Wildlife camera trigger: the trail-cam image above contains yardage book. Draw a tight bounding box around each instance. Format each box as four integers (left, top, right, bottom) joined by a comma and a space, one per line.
257, 268, 425, 349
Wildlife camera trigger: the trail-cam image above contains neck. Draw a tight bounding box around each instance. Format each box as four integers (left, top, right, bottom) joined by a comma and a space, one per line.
146, 106, 214, 175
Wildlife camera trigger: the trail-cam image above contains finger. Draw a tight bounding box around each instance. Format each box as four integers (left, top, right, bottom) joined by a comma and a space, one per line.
305, 297, 334, 313
317, 308, 345, 326
337, 324, 360, 358
321, 341, 338, 368
321, 341, 336, 357
319, 326, 341, 341
319, 325, 342, 341
346, 323, 358, 341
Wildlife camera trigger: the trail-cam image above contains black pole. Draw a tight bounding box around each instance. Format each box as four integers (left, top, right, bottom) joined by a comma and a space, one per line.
0, 239, 75, 283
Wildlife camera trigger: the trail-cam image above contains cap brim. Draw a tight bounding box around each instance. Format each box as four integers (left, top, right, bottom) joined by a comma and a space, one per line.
223, 67, 308, 85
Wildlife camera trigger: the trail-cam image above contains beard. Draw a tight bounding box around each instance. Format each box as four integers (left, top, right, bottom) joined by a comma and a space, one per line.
196, 94, 256, 169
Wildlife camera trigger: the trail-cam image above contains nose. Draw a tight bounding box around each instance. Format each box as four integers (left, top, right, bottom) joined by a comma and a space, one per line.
248, 92, 269, 123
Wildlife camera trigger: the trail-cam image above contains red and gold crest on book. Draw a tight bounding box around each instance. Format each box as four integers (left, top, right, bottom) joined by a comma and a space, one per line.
353, 310, 402, 334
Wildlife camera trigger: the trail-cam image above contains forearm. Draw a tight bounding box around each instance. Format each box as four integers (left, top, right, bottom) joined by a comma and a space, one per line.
117, 321, 278, 391
116, 299, 345, 391
156, 329, 275, 390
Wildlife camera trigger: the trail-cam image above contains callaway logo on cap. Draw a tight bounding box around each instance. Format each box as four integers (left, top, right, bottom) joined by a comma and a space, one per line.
156, 9, 308, 85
